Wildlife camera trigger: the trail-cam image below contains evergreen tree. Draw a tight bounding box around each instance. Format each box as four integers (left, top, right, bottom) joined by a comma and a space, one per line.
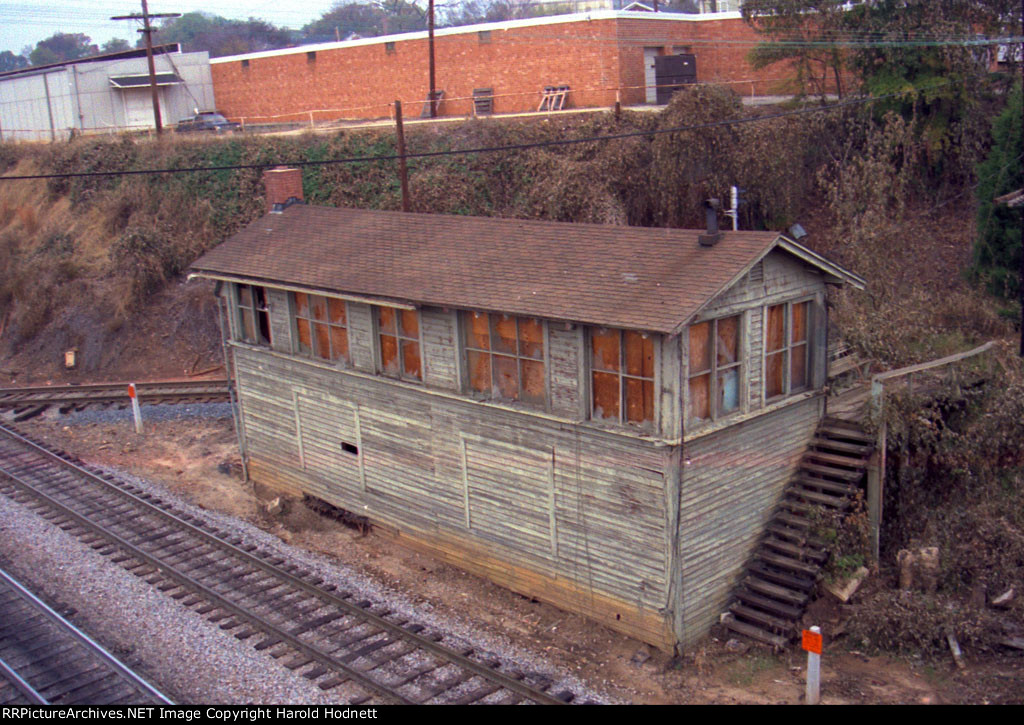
973, 82, 1023, 300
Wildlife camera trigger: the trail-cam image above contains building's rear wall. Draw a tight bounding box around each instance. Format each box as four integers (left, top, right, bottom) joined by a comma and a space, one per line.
210, 13, 793, 123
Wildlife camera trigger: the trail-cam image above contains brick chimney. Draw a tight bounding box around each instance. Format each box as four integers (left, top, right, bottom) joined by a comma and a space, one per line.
263, 167, 304, 214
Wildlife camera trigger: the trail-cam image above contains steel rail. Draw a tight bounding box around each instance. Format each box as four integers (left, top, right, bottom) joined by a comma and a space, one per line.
0, 655, 49, 704
0, 381, 229, 409
0, 464, 414, 705
0, 380, 228, 396
0, 423, 566, 705
0, 566, 174, 705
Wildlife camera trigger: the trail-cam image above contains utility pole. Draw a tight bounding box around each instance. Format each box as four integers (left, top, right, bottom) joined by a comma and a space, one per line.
428, 0, 436, 118
112, 1, 180, 135
394, 100, 410, 212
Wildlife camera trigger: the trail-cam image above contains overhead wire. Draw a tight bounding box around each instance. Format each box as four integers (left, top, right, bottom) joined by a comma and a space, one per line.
0, 86, 947, 183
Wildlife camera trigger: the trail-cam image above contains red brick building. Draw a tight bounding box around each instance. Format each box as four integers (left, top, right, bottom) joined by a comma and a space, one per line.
210, 10, 796, 124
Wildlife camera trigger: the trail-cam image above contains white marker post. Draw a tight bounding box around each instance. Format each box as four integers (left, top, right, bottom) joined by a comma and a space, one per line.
803, 626, 822, 705
128, 383, 143, 434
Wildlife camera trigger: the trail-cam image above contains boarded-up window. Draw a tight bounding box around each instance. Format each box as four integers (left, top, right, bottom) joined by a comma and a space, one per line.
235, 284, 271, 346
687, 314, 742, 425
765, 300, 811, 400
292, 292, 348, 363
379, 306, 421, 381
462, 311, 545, 407
591, 328, 655, 426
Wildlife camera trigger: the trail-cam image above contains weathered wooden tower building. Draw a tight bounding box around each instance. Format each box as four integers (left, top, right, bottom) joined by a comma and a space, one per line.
190, 168, 864, 651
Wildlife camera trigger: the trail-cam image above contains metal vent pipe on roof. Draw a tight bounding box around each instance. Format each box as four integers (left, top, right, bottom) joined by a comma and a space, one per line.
698, 198, 722, 247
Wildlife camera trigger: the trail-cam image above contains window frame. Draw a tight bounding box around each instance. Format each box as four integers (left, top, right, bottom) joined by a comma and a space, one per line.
234, 283, 272, 347
588, 327, 658, 428
376, 305, 423, 383
460, 311, 548, 409
290, 292, 350, 364
763, 298, 813, 402
686, 312, 745, 427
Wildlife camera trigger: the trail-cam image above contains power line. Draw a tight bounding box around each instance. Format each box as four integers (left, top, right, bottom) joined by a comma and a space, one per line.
0, 88, 932, 183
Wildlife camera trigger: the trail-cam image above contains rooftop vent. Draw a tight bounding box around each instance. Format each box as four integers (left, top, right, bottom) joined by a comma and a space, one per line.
698, 198, 722, 247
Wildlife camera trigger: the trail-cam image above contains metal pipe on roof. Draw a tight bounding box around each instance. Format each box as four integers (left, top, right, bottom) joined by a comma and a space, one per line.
698, 198, 721, 247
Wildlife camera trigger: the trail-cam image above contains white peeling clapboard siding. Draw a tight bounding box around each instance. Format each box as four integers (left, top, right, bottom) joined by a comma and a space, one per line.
294, 392, 363, 502
346, 302, 376, 372
360, 402, 466, 530
421, 309, 458, 390
231, 345, 671, 613
702, 250, 823, 316
552, 443, 668, 609
462, 434, 554, 558
235, 355, 299, 467
748, 307, 763, 411
547, 326, 582, 418
266, 288, 292, 353
678, 395, 822, 644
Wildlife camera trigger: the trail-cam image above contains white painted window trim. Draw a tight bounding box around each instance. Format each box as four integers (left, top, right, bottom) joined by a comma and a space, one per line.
373, 304, 425, 384
683, 310, 747, 432
761, 295, 817, 407
288, 291, 351, 363
584, 326, 661, 433
457, 311, 552, 414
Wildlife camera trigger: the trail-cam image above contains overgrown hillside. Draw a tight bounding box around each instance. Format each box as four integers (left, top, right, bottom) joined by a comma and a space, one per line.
1, 85, 1022, 658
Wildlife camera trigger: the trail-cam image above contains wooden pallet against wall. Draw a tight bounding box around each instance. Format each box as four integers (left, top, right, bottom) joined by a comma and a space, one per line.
722, 416, 873, 647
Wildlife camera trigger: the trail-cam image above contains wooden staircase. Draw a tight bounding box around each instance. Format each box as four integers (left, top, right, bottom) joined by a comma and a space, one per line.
722, 416, 873, 647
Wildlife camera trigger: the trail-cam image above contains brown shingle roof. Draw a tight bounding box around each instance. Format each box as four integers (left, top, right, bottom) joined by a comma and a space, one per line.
190, 206, 787, 333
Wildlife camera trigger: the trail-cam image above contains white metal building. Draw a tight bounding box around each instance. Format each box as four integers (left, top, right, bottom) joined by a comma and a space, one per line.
0, 45, 215, 142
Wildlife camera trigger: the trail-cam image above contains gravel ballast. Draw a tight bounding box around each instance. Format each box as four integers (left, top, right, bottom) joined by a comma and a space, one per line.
20, 401, 237, 426
0, 424, 615, 704
0, 494, 356, 704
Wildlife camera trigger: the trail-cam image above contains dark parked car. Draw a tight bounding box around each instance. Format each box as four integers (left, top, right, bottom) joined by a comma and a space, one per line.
175, 112, 240, 134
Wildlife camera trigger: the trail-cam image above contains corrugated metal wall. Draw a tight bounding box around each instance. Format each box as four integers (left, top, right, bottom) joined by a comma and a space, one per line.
0, 51, 214, 142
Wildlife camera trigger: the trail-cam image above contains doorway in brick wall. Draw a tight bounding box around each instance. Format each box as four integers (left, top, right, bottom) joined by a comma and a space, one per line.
643, 47, 660, 104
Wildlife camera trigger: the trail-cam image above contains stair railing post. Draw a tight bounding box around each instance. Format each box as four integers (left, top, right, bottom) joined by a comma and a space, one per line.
867, 378, 885, 563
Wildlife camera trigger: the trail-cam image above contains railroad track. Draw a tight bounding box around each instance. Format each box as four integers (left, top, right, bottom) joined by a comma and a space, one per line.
0, 422, 574, 705
0, 380, 230, 422
0, 565, 173, 705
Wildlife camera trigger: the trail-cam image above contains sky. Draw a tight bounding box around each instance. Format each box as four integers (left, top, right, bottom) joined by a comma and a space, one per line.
0, 0, 338, 56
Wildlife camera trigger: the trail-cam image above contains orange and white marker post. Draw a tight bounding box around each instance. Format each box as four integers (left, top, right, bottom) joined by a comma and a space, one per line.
127, 383, 143, 434
802, 626, 822, 704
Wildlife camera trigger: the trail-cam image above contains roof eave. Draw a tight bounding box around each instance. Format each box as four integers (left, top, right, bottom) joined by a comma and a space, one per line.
777, 236, 866, 290
667, 234, 865, 337
187, 270, 419, 311
189, 269, 681, 333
